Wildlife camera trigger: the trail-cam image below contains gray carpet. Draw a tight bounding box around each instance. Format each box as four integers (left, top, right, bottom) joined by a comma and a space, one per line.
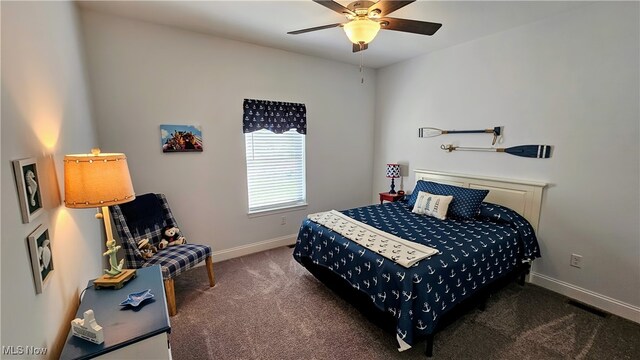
171, 247, 640, 359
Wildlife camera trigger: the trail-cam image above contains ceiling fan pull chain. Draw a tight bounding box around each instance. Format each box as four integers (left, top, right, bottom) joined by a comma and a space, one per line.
360, 46, 365, 84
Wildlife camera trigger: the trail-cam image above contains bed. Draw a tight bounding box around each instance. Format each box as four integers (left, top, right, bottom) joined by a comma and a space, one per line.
293, 170, 546, 356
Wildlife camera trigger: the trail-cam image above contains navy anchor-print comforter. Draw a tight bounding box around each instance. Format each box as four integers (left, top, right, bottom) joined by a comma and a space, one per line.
293, 201, 541, 349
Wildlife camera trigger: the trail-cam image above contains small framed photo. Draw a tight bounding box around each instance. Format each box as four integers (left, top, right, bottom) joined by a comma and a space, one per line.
13, 158, 44, 223
27, 225, 54, 294
161, 124, 203, 153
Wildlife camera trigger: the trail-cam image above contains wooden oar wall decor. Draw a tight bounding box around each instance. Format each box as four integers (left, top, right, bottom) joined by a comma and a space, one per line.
419, 126, 503, 145
440, 144, 553, 159
419, 125, 553, 158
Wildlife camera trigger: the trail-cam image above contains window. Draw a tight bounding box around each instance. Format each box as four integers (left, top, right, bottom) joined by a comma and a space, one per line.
245, 129, 306, 213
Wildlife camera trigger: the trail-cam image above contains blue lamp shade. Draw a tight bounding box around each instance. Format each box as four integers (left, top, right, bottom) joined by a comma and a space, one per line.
386, 164, 400, 194
386, 164, 400, 178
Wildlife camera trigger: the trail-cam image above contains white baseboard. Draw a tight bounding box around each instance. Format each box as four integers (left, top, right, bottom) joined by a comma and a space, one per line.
530, 272, 640, 323
211, 234, 297, 263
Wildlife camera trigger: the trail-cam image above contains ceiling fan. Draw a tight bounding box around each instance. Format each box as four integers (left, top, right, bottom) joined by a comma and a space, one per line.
288, 0, 442, 52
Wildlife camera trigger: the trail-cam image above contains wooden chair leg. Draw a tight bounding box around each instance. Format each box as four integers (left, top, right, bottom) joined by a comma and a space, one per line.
164, 278, 177, 316
205, 255, 216, 287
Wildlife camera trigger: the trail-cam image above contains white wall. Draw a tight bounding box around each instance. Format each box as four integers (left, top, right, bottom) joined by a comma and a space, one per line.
79, 10, 376, 258
1, 1, 103, 358
373, 2, 639, 319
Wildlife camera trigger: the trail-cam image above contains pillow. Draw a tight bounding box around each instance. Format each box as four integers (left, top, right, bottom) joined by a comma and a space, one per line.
407, 181, 489, 219
412, 191, 453, 220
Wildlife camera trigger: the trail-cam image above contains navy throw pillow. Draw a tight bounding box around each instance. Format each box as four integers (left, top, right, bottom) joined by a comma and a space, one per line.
407, 181, 489, 219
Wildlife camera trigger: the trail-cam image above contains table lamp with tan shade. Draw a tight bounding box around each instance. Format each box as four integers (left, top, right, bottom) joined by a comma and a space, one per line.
64, 148, 137, 289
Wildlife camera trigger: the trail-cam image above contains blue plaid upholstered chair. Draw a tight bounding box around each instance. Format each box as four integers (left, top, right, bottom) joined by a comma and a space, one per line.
110, 193, 215, 316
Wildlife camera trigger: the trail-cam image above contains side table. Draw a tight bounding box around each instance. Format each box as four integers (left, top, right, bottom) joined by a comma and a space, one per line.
60, 265, 171, 360
379, 192, 403, 205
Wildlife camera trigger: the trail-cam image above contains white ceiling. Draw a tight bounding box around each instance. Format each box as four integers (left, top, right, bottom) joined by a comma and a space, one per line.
77, 0, 588, 69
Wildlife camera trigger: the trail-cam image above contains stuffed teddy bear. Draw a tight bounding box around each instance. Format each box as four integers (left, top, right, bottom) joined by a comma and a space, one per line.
158, 226, 186, 250
137, 238, 158, 259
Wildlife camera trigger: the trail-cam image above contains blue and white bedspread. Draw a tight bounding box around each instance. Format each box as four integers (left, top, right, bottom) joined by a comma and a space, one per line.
293, 202, 541, 350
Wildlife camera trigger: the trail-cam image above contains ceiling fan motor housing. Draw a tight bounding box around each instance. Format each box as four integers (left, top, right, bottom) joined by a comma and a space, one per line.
346, 1, 377, 18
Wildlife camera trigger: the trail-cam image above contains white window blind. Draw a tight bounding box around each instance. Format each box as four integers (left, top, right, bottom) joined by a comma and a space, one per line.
245, 129, 306, 213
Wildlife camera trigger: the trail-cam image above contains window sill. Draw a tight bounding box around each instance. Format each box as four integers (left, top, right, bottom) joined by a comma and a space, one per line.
247, 203, 308, 218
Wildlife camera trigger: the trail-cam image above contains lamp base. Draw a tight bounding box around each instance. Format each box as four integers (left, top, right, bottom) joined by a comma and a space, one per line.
389, 178, 397, 194
93, 269, 137, 290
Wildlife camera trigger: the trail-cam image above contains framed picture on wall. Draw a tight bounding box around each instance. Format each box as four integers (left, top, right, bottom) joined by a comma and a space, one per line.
160, 124, 203, 153
13, 158, 44, 223
27, 224, 54, 294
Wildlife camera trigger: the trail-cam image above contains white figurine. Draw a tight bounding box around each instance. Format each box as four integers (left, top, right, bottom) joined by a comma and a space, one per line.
38, 240, 51, 271
71, 309, 104, 344
25, 170, 38, 206
103, 239, 124, 276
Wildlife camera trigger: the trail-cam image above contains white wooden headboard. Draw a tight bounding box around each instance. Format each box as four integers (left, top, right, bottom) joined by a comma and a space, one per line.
414, 170, 547, 232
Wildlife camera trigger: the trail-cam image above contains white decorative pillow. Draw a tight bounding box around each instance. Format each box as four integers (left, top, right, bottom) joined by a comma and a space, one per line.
411, 191, 453, 220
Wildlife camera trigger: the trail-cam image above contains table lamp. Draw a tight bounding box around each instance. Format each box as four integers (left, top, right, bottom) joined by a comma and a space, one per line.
386, 163, 400, 194
64, 148, 137, 288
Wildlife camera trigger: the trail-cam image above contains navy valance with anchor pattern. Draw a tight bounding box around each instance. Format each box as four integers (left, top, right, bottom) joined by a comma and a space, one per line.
243, 99, 307, 135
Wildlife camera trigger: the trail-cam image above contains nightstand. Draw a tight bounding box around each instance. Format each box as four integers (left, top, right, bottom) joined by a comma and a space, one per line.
379, 192, 403, 204
60, 266, 171, 360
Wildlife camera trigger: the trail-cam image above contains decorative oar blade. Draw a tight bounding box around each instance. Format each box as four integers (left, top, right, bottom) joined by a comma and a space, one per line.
288, 23, 342, 35
352, 42, 369, 53
502, 145, 552, 158
313, 0, 355, 16
442, 144, 553, 158
368, 0, 415, 17
380, 17, 442, 36
418, 127, 443, 138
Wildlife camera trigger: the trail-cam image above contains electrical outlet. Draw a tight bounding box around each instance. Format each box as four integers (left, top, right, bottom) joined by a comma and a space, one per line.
281, 216, 287, 225
570, 254, 582, 268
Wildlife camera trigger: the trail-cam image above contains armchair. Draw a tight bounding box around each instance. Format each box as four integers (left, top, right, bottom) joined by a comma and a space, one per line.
110, 193, 215, 316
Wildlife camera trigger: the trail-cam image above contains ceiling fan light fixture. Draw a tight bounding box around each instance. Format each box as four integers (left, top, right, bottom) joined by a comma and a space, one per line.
343, 18, 381, 44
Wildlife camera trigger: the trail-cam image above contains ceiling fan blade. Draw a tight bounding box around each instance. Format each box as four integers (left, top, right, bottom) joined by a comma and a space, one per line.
287, 23, 343, 35
352, 43, 369, 53
369, 1, 415, 17
380, 17, 442, 35
313, 0, 355, 16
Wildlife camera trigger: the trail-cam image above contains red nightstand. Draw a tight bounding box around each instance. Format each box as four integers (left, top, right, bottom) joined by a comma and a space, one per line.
379, 192, 403, 205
